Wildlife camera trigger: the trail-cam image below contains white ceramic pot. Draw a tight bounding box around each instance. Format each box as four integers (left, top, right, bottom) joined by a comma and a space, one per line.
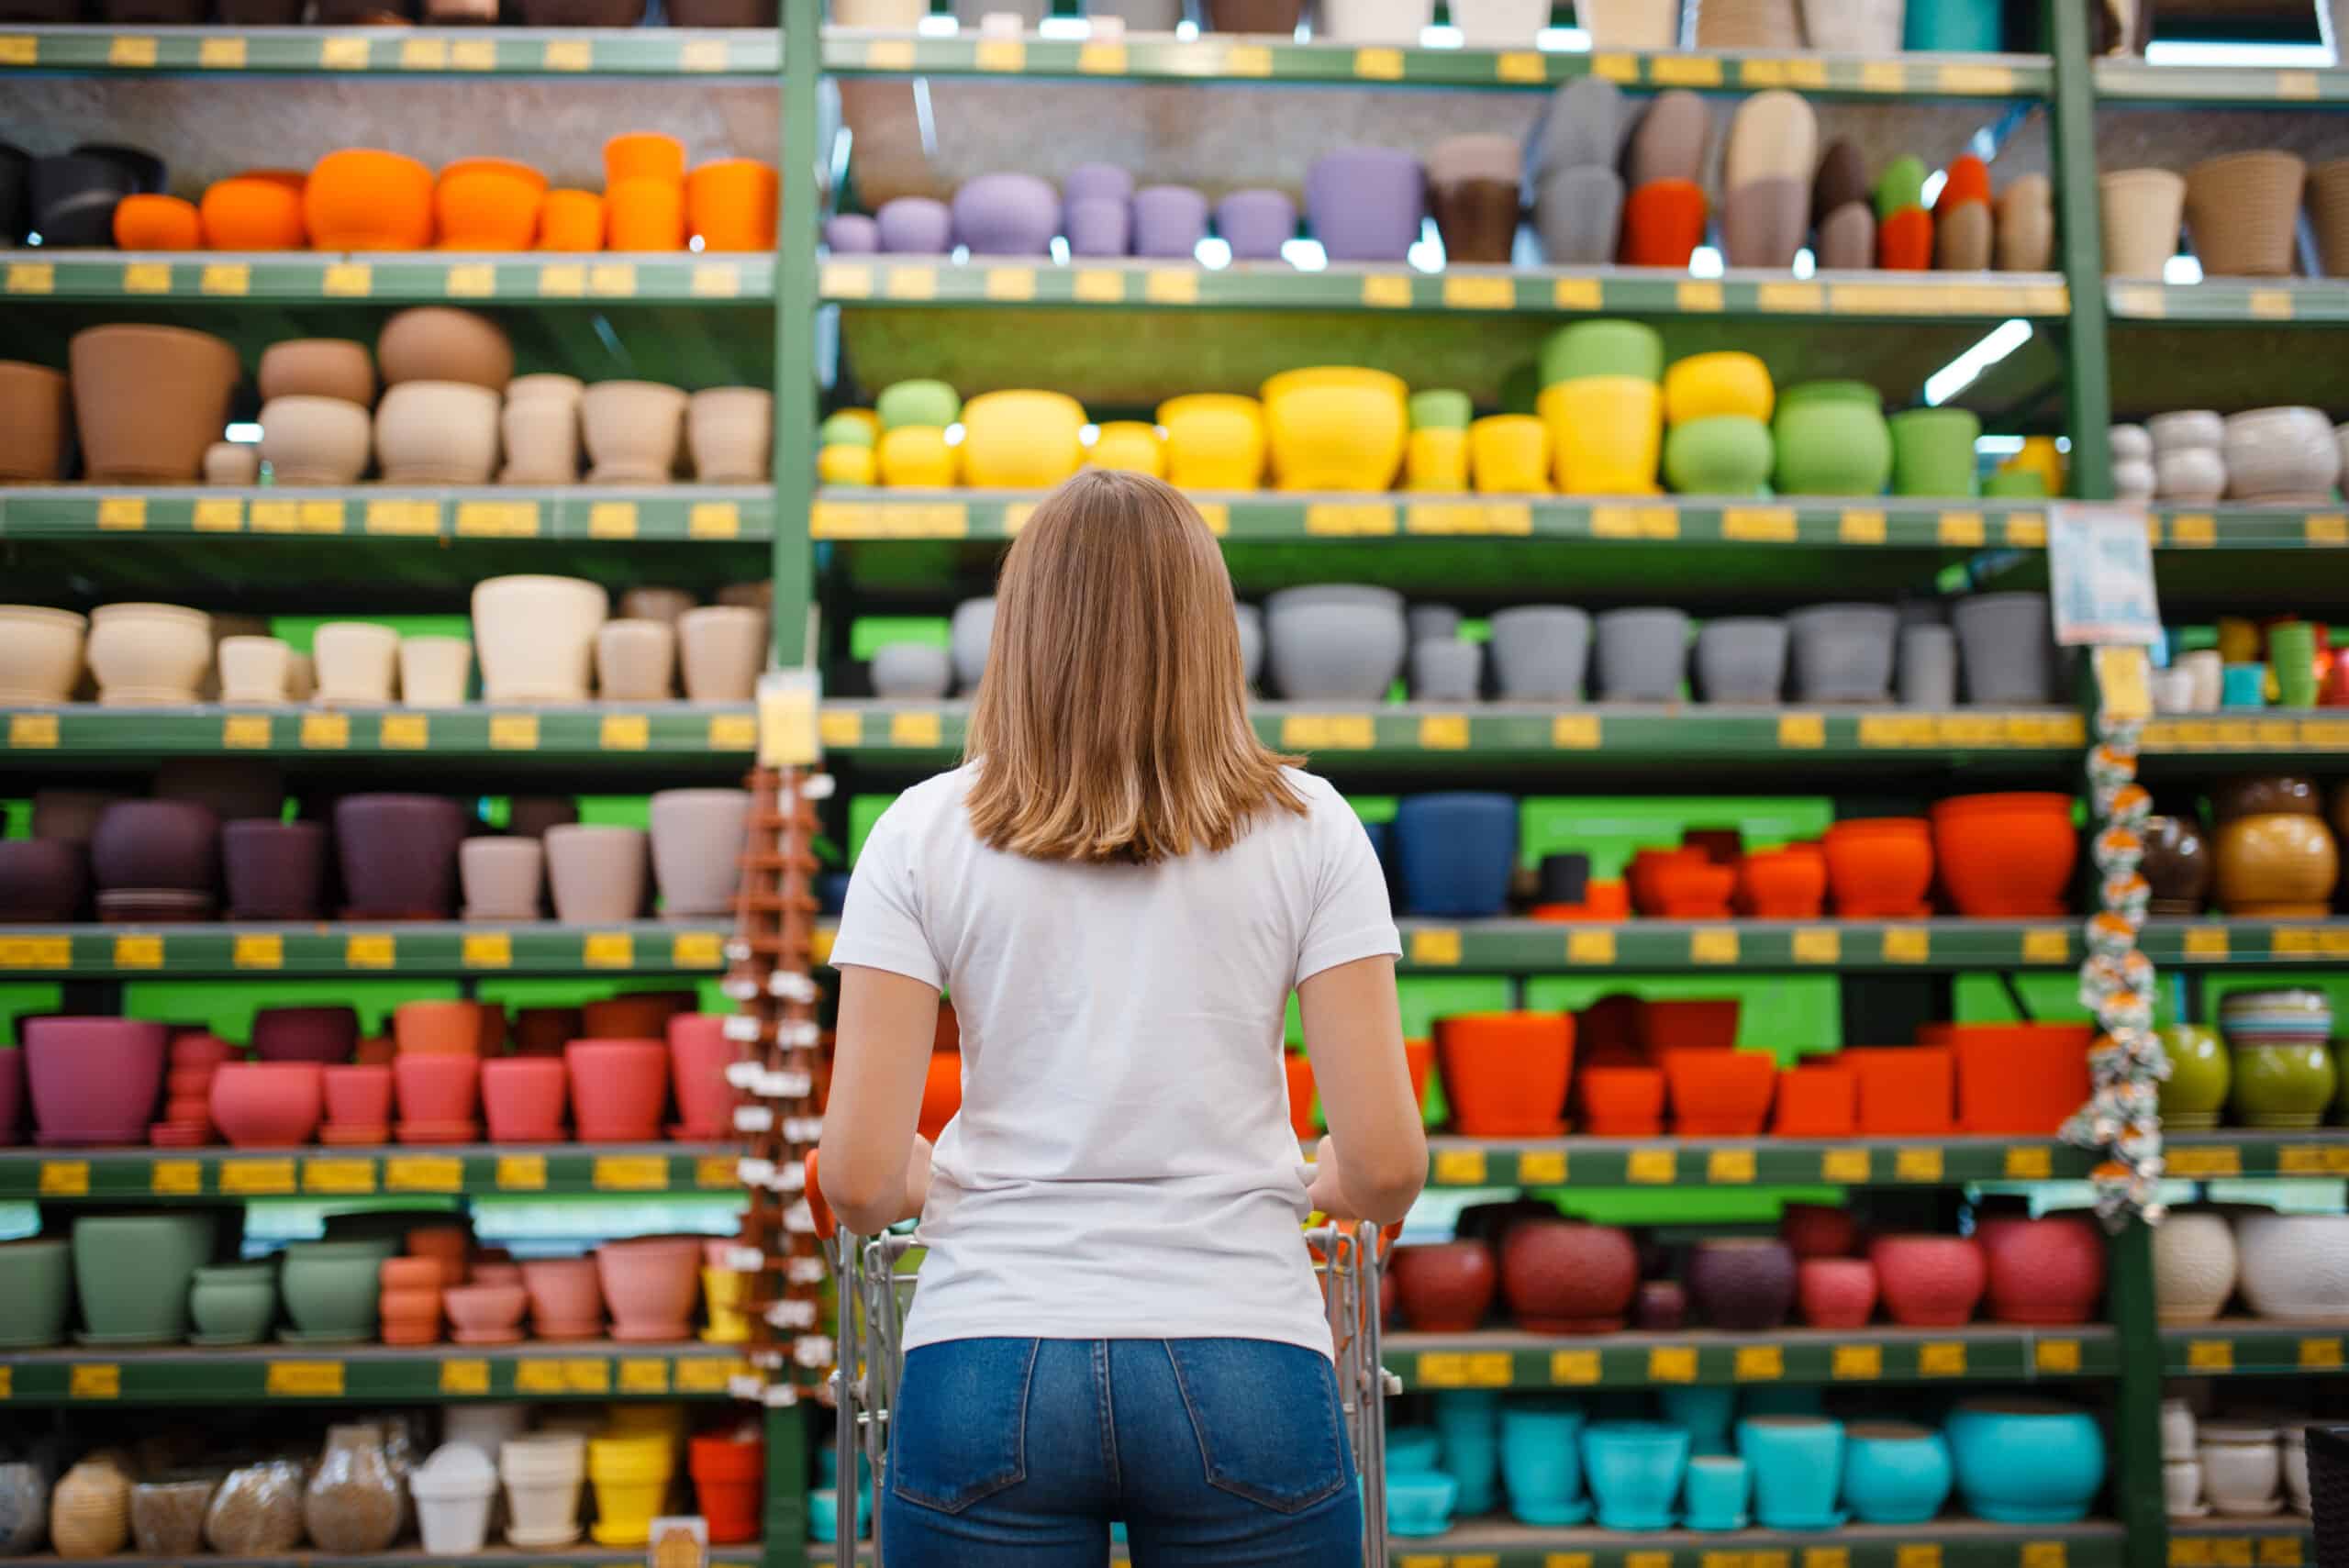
471, 575, 608, 704
543, 824, 648, 923
500, 397, 579, 485
313, 621, 400, 705
2162, 1399, 2198, 1461
375, 382, 500, 484
506, 373, 583, 406
2153, 1210, 2238, 1324
2149, 408, 2223, 451
581, 381, 687, 484
1317, 0, 1434, 39
1448, 0, 1553, 41
500, 1434, 585, 1546
0, 606, 85, 703
217, 635, 292, 705
687, 387, 774, 484
2113, 457, 2155, 500
2165, 1458, 2204, 1518
460, 837, 543, 920
2110, 423, 2153, 462
1576, 0, 1681, 47
259, 395, 372, 485
649, 788, 752, 918
595, 619, 677, 701
412, 1453, 497, 1554
677, 605, 764, 702
951, 597, 996, 692
2199, 1427, 2281, 1517
398, 636, 473, 706
2284, 1429, 2310, 1515
2154, 447, 2227, 503
2152, 666, 2197, 714
2221, 406, 2342, 501
2235, 1211, 2349, 1322
86, 602, 210, 706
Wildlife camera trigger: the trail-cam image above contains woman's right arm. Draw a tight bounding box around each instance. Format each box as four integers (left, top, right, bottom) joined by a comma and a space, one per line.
1299, 953, 1425, 1223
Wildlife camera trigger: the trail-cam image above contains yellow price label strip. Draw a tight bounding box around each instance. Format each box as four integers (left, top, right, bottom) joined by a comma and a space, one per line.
265, 1361, 346, 1397
1431, 1147, 1486, 1185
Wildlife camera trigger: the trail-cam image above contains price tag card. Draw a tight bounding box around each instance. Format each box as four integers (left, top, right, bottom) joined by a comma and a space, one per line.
2049, 502, 2162, 646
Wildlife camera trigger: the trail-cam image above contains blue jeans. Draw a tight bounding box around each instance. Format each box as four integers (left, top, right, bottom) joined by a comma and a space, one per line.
880, 1337, 1363, 1566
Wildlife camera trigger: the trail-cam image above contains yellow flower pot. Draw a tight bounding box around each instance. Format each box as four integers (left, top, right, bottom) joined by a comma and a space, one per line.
1405, 428, 1469, 492
1260, 365, 1409, 416
1156, 395, 1266, 490
1089, 420, 1166, 478
1469, 414, 1552, 495
1663, 350, 1775, 426
606, 1404, 689, 1441
1264, 385, 1406, 493
818, 444, 877, 486
958, 390, 1086, 488
586, 1476, 666, 1545
2010, 434, 2065, 497
876, 426, 956, 488
701, 1265, 750, 1343
1540, 377, 1663, 495
830, 408, 879, 442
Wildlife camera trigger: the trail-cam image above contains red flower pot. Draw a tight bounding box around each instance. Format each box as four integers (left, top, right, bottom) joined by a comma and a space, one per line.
1877, 205, 1932, 269
1930, 793, 2077, 917
521, 1255, 604, 1338
1653, 860, 1735, 918
1283, 1052, 1316, 1140
1937, 154, 1992, 211
1578, 1065, 1665, 1135
1620, 178, 1707, 267
380, 1284, 442, 1344
209, 1061, 324, 1147
23, 1017, 168, 1144
581, 991, 694, 1039
1628, 847, 1710, 918
481, 1057, 568, 1142
688, 1435, 764, 1544
1687, 1237, 1798, 1330
669, 1013, 744, 1140
1390, 1240, 1496, 1332
170, 1030, 236, 1071
1502, 1218, 1640, 1333
566, 1039, 668, 1140
1797, 1256, 1879, 1328
1403, 1038, 1434, 1116
1738, 847, 1828, 917
1662, 1048, 1776, 1136
1928, 1021, 2096, 1134
1437, 1012, 1574, 1136
394, 1052, 481, 1124
1869, 1233, 1985, 1326
323, 1064, 393, 1129
250, 1005, 359, 1065
1780, 1201, 1860, 1258
1976, 1214, 2106, 1325
1844, 1046, 1955, 1135
596, 1235, 702, 1340
1823, 818, 1934, 917
382, 1256, 443, 1290
1773, 1065, 1856, 1136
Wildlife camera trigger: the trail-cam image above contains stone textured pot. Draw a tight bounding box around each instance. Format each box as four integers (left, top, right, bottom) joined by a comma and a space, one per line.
335, 795, 467, 917
1953, 592, 2054, 704
952, 172, 1060, 256
377, 307, 513, 391
0, 362, 70, 482
543, 825, 648, 923
1133, 185, 1209, 259
0, 605, 83, 703
1695, 618, 1787, 703
875, 196, 952, 253
473, 575, 607, 703
70, 325, 239, 484
222, 820, 328, 920
2154, 1209, 2237, 1323
1487, 606, 1591, 700
1870, 1233, 1986, 1326
687, 387, 773, 483
1307, 149, 1426, 262
1976, 1214, 2105, 1324
460, 837, 543, 919
678, 605, 763, 701
1787, 603, 1898, 702
1594, 607, 1688, 701
376, 382, 499, 484
1264, 585, 1407, 702
649, 789, 751, 917
1411, 639, 1482, 702
1217, 189, 1296, 260
1501, 1220, 1639, 1332
1688, 1237, 1798, 1330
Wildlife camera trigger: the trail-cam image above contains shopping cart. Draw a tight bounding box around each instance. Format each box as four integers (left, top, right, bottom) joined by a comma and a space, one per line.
804, 1151, 1397, 1564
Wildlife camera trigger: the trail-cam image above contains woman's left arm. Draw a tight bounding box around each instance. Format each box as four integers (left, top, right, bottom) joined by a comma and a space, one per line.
818, 963, 941, 1233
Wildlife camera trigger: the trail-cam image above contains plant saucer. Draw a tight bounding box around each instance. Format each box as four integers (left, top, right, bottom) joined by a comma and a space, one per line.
507, 1528, 584, 1549
1597, 1505, 1674, 1530
2167, 1503, 2211, 1520
1761, 1509, 1848, 1529
451, 1327, 527, 1345
610, 1320, 695, 1341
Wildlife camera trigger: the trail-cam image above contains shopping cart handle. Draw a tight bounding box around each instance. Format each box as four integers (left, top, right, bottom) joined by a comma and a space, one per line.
805, 1150, 838, 1237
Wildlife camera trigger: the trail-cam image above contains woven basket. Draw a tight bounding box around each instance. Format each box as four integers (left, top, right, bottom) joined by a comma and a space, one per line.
2184, 150, 2307, 278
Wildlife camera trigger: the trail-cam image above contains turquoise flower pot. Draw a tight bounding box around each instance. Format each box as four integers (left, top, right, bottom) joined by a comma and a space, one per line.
1842, 1423, 1954, 1525
1501, 1399, 1587, 1526
1583, 1420, 1689, 1531
1945, 1400, 2105, 1523
1433, 1390, 1502, 1517
1682, 1455, 1750, 1530
1738, 1416, 1845, 1529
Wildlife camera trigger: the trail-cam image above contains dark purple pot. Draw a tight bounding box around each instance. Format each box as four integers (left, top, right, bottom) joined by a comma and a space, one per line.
222, 820, 329, 921
1216, 188, 1297, 261
1306, 148, 1426, 262
0, 1048, 21, 1146
28, 154, 136, 250
1132, 184, 1208, 260
1066, 197, 1131, 257
69, 142, 164, 195
0, 839, 87, 922
1064, 161, 1135, 207
1721, 176, 1808, 270
952, 172, 1061, 256
24, 1018, 166, 1144
333, 794, 466, 917
875, 196, 952, 255
1687, 1237, 1798, 1330
824, 215, 879, 254
89, 801, 219, 895
1634, 1278, 1687, 1329
250, 1005, 359, 1065
155, 760, 285, 823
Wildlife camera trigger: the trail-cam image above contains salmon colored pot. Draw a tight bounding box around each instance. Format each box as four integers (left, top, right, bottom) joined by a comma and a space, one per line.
1929, 793, 2076, 917
380, 1285, 441, 1344
200, 174, 307, 250
113, 194, 202, 250
596, 1235, 701, 1340
1781, 1200, 1859, 1258
689, 1436, 764, 1543
1637, 998, 1740, 1055
1844, 1046, 1954, 1134
521, 1255, 603, 1337
1870, 1233, 1985, 1326
1877, 206, 1932, 270
1823, 818, 1934, 917
670, 1013, 744, 1140
921, 1051, 963, 1141
407, 1225, 470, 1284
604, 131, 685, 187
393, 1052, 480, 1124
1653, 860, 1736, 917
583, 992, 692, 1039
1738, 847, 1828, 917
394, 999, 481, 1057
172, 1032, 237, 1071
1662, 1048, 1776, 1136
1436, 1012, 1573, 1136
323, 1064, 394, 1129
1773, 1064, 1856, 1135
444, 1283, 527, 1343
1798, 1256, 1878, 1329
607, 177, 685, 250
1976, 1213, 2105, 1324
1620, 178, 1707, 267
1403, 1038, 1434, 1118
538, 189, 604, 251
382, 1256, 442, 1290
1391, 1240, 1496, 1331
481, 1057, 568, 1142
1579, 1064, 1665, 1135
208, 1061, 324, 1147
305, 149, 434, 250
686, 161, 778, 252
566, 1039, 668, 1141
1926, 1021, 2095, 1134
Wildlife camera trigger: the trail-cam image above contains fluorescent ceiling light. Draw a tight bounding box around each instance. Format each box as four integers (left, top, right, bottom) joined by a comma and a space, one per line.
1922, 317, 2032, 406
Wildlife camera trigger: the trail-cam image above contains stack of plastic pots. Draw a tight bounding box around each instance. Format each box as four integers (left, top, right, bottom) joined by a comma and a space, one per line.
1662, 352, 1776, 496
586, 1432, 675, 1546
1536, 320, 1664, 495
501, 1433, 587, 1548
1405, 389, 1473, 492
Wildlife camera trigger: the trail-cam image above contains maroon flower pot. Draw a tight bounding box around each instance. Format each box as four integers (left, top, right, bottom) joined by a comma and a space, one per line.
334, 795, 467, 917
221, 820, 329, 921
1779, 1201, 1860, 1258
1307, 148, 1427, 263
1687, 1237, 1798, 1330
1391, 1240, 1496, 1331
1869, 1233, 1986, 1327
1500, 1218, 1639, 1333
566, 1039, 669, 1141
1976, 1215, 2106, 1325
1635, 1278, 1688, 1329
24, 1017, 167, 1144
250, 1006, 359, 1065
667, 1013, 741, 1140
482, 1057, 569, 1142
89, 800, 219, 893
0, 838, 88, 922
1797, 1256, 1878, 1328
208, 1062, 325, 1147
0, 1048, 23, 1146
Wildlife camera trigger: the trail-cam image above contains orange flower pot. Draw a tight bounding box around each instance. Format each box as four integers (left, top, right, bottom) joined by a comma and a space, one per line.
918, 1050, 961, 1140
1578, 1064, 1665, 1136
685, 160, 779, 253
112, 194, 203, 250
1652, 859, 1735, 918
1628, 846, 1710, 917
1436, 1012, 1574, 1136
1529, 879, 1631, 922
1663, 1048, 1776, 1136
305, 149, 435, 250
394, 999, 482, 1056
1737, 846, 1828, 917
1842, 1046, 1955, 1135
607, 176, 685, 251
1922, 1021, 2096, 1134
1928, 792, 2076, 917
1935, 154, 1992, 213
1636, 999, 1740, 1055
1876, 205, 1932, 270
1285, 1051, 1318, 1140
1822, 817, 1933, 917
200, 173, 308, 250
605, 131, 686, 188
436, 158, 548, 251
538, 190, 605, 251
1772, 1064, 1855, 1136
1619, 178, 1708, 268
1403, 1037, 1434, 1118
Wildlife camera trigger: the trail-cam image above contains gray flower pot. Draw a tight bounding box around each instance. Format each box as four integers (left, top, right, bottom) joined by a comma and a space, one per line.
1594, 607, 1688, 701
1411, 639, 1483, 703
1534, 165, 1623, 267
1952, 591, 2054, 704
872, 642, 952, 700
1235, 605, 1264, 686
950, 597, 996, 693
1488, 606, 1593, 700
1535, 75, 1625, 175
1408, 605, 1462, 644
1694, 617, 1787, 704
1787, 603, 1898, 703
1264, 584, 1406, 702
1897, 624, 1956, 707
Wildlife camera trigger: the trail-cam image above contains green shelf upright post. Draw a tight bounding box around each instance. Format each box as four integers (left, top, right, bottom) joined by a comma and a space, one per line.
763, 1388, 810, 1568
2045, 0, 2115, 500
2109, 1218, 2167, 1568
773, 0, 823, 670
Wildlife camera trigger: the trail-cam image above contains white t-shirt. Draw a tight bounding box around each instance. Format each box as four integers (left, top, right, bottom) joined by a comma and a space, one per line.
827, 762, 1401, 1357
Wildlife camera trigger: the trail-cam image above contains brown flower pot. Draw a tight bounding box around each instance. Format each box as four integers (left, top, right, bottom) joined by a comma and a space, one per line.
1993, 176, 2054, 271
1721, 177, 1806, 269
375, 307, 512, 392
258, 339, 375, 406
2310, 158, 2349, 279
68, 326, 239, 484
1934, 199, 1992, 271
2185, 150, 2306, 278
0, 361, 70, 482
1627, 90, 1709, 189
1817, 200, 1874, 270
1205, 0, 1302, 27
1431, 180, 1520, 266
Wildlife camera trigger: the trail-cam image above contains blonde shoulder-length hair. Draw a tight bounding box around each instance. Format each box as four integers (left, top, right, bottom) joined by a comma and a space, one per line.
963, 469, 1306, 864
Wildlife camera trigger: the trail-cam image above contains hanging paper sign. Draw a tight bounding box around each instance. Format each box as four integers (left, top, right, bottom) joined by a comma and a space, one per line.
2048, 503, 2161, 646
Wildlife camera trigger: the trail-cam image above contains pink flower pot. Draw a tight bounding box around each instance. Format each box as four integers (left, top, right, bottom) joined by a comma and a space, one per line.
23, 1017, 167, 1144
170, 1031, 237, 1071
482, 1058, 568, 1142
443, 1283, 528, 1344
566, 1039, 668, 1141
1869, 1233, 1986, 1327
596, 1235, 702, 1340
394, 1053, 481, 1124
1797, 1257, 1879, 1329
521, 1255, 604, 1338
323, 1064, 394, 1128
1976, 1214, 2106, 1325
666, 1014, 741, 1140
208, 1061, 325, 1147
250, 1005, 359, 1065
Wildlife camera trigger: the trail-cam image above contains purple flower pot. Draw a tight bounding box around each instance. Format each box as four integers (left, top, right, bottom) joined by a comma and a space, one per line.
333, 794, 467, 917
1216, 188, 1297, 260
1064, 161, 1135, 207
1066, 196, 1131, 257
24, 1018, 167, 1145
0, 1048, 21, 1146
875, 196, 952, 254
824, 214, 879, 253
952, 172, 1061, 256
250, 1005, 360, 1065
222, 820, 329, 921
1687, 1238, 1798, 1331
89, 800, 218, 894
1132, 184, 1208, 259
1307, 147, 1426, 262
0, 839, 87, 923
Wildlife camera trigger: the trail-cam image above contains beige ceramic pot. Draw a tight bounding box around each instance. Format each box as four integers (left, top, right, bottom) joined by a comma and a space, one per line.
582, 381, 689, 483
460, 836, 543, 919
313, 621, 401, 705
2153, 1209, 2237, 1324
649, 788, 751, 917
2098, 169, 2185, 277
687, 387, 774, 483
1994, 176, 2054, 271
677, 605, 763, 702
501, 397, 579, 484
1576, 0, 1680, 45
543, 824, 648, 923
595, 619, 676, 700
86, 603, 211, 706
1935, 201, 1993, 271
832, 0, 930, 20
0, 606, 86, 703
507, 373, 584, 406
472, 574, 608, 703
398, 636, 473, 706
1723, 91, 1817, 190
376, 307, 513, 391
258, 339, 376, 406
618, 587, 696, 626
2184, 150, 2306, 279
69, 324, 241, 484
217, 635, 293, 704
0, 361, 72, 482
260, 395, 373, 485
376, 382, 501, 484
204, 441, 262, 485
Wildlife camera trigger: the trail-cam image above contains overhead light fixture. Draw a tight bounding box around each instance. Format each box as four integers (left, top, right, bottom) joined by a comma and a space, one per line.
1922, 317, 2032, 406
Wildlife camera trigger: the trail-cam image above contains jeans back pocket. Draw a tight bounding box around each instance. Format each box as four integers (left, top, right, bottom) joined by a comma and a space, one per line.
1164, 1340, 1351, 1514
888, 1339, 1037, 1514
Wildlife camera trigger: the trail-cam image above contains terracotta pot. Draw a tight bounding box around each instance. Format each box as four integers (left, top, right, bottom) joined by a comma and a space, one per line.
0, 838, 86, 922
314, 621, 400, 705
1933, 1021, 2094, 1135
208, 1062, 323, 1147
1870, 1233, 1985, 1326
305, 150, 432, 250
2185, 150, 2305, 278
1580, 1065, 1666, 1135
1688, 1237, 1798, 1330
24, 1017, 167, 1143
684, 161, 777, 253
677, 605, 764, 701
1798, 1257, 1878, 1328
1502, 1219, 1639, 1332
1995, 176, 2054, 270
394, 999, 481, 1057
221, 820, 328, 920
335, 795, 467, 917
473, 575, 607, 703
377, 307, 511, 390
1816, 200, 1875, 271
567, 1039, 669, 1140
323, 1063, 393, 1129
0, 605, 83, 703
2213, 813, 2338, 917
375, 382, 499, 484
596, 1236, 700, 1339
197, 171, 306, 249
581, 381, 687, 482
1846, 1045, 1955, 1134
1976, 1213, 2105, 1325
512, 1006, 583, 1058
69, 326, 239, 484
395, 1052, 480, 1126
668, 1014, 742, 1140
90, 799, 217, 894
1929, 792, 2076, 917
460, 837, 542, 919
257, 339, 373, 406
589, 620, 673, 703
1664, 1050, 1777, 1136
0, 363, 70, 482
1933, 199, 1993, 270
481, 1057, 568, 1142
1822, 817, 1933, 917
521, 1256, 604, 1336
1737, 847, 1826, 917
1437, 1013, 1573, 1136
686, 387, 772, 483
1392, 1240, 1496, 1331
544, 824, 648, 923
